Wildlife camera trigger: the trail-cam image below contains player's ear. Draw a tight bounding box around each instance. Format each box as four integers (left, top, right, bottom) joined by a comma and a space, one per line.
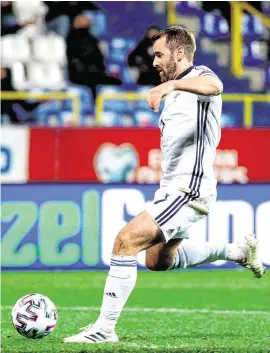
176, 46, 184, 61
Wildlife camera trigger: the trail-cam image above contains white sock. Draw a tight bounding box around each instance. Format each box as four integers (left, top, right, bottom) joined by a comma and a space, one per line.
169, 240, 244, 269
95, 254, 137, 332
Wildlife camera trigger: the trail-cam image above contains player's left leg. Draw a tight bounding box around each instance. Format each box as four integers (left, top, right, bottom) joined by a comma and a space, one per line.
146, 237, 228, 271
145, 238, 182, 271
146, 235, 265, 278
145, 189, 227, 271
146, 189, 265, 277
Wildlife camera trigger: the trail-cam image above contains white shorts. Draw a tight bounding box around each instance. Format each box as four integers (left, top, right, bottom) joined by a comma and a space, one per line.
145, 187, 216, 243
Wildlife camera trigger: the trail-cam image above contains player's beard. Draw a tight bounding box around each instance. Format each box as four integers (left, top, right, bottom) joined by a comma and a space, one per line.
160, 54, 177, 83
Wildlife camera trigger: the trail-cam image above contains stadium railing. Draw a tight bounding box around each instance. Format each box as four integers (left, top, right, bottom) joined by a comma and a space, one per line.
2, 91, 269, 127
1, 91, 80, 125
230, 2, 270, 78
96, 92, 270, 128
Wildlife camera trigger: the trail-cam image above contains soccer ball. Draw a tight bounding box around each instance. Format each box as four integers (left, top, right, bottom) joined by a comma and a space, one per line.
11, 293, 58, 339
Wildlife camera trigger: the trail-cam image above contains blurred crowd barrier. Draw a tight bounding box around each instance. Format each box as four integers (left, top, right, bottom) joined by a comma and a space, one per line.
2, 89, 269, 127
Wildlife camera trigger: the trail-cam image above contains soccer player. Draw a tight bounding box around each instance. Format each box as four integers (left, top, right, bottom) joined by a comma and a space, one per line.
64, 26, 265, 344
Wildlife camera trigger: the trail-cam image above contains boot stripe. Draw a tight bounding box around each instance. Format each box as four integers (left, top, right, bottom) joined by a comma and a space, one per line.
84, 335, 96, 342
90, 334, 101, 341
96, 332, 107, 339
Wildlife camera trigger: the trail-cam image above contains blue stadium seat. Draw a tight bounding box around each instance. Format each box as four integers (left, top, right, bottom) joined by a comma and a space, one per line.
243, 41, 266, 67
23, 88, 48, 104
106, 62, 122, 81
137, 86, 154, 110
36, 105, 64, 126
122, 67, 137, 85
19, 88, 65, 125
134, 110, 159, 126
97, 86, 131, 113
222, 102, 244, 127
253, 102, 270, 127
97, 85, 164, 126
97, 1, 166, 39
84, 10, 107, 37
99, 111, 136, 127
217, 72, 251, 93
242, 14, 264, 41
262, 2, 270, 17
11, 103, 33, 122
106, 61, 136, 84
200, 13, 229, 39
63, 85, 95, 115
25, 85, 96, 126
194, 51, 221, 71
175, 1, 202, 15
63, 85, 95, 125
264, 66, 270, 91
105, 37, 136, 63
137, 86, 165, 114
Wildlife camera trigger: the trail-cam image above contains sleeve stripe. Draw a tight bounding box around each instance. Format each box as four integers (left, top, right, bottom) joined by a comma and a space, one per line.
199, 73, 218, 78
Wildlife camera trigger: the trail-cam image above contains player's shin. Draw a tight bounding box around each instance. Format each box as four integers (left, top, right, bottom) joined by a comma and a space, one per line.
95, 254, 137, 332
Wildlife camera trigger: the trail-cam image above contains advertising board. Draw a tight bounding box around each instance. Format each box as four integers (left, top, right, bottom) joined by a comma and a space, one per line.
2, 183, 269, 270
1, 127, 29, 183
28, 128, 270, 183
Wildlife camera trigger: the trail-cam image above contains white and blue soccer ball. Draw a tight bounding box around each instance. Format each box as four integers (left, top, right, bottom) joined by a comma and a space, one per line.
11, 293, 58, 339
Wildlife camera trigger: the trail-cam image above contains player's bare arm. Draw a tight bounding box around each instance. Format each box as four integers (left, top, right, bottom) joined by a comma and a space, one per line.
147, 75, 223, 112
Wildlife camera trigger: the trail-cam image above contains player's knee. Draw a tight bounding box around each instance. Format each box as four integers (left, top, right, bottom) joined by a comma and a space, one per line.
114, 231, 136, 255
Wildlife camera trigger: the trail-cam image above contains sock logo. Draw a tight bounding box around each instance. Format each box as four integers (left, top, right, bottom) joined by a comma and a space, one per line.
105, 292, 118, 299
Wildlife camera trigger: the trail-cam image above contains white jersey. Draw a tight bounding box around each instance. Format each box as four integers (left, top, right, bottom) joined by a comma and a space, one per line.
159, 65, 222, 197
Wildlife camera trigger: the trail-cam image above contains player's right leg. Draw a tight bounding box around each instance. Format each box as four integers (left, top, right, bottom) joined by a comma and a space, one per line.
64, 210, 164, 344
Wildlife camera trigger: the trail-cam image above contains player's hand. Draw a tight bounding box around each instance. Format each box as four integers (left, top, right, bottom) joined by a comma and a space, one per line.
147, 81, 175, 112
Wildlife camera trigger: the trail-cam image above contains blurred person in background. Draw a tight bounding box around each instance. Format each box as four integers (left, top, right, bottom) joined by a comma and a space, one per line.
1, 67, 19, 124
66, 14, 121, 100
127, 25, 161, 85
1, 2, 40, 124
12, 0, 47, 37
1, 67, 40, 124
1, 1, 37, 36
65, 1, 100, 26
44, 1, 100, 39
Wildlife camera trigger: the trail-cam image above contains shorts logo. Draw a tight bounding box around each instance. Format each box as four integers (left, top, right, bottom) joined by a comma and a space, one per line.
154, 193, 169, 204
105, 292, 118, 299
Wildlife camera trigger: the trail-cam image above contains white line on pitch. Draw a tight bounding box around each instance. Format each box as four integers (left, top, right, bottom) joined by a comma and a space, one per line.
1, 306, 269, 316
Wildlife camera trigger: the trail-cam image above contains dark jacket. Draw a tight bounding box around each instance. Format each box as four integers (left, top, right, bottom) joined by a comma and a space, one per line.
66, 28, 106, 75
128, 36, 160, 85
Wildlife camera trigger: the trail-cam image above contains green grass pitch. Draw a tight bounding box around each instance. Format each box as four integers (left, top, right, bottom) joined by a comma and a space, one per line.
2, 270, 270, 353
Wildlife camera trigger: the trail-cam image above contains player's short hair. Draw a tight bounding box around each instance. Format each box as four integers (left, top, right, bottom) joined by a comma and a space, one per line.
152, 26, 196, 62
